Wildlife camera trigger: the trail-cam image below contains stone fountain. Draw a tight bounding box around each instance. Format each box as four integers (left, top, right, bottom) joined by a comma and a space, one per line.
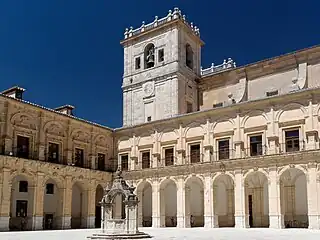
87, 169, 151, 239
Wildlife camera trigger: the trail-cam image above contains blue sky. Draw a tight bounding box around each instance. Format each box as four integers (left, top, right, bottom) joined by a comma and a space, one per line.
0, 0, 319, 128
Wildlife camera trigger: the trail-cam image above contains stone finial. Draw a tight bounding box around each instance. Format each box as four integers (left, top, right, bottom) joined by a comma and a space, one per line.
128, 26, 133, 37
190, 22, 194, 29
167, 9, 172, 21
124, 28, 129, 39
182, 15, 186, 21
154, 16, 158, 27
141, 21, 145, 32
173, 7, 180, 19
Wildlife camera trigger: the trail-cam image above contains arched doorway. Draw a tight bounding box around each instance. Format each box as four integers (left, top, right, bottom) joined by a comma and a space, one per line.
213, 174, 235, 227
9, 175, 34, 231
71, 182, 87, 229
95, 185, 104, 228
43, 179, 61, 230
185, 176, 204, 227
137, 181, 152, 227
280, 168, 308, 228
160, 179, 177, 227
244, 171, 269, 227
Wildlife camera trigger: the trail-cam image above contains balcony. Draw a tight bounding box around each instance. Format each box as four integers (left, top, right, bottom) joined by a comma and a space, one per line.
0, 145, 116, 173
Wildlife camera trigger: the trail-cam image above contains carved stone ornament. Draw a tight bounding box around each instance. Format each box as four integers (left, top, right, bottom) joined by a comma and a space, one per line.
143, 81, 154, 97
47, 123, 64, 136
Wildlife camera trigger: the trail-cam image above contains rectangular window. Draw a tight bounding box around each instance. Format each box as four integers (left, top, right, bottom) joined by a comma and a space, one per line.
158, 49, 164, 62
266, 90, 278, 97
19, 181, 28, 193
190, 144, 200, 163
187, 102, 193, 113
74, 148, 84, 167
46, 183, 54, 194
285, 129, 300, 152
165, 148, 174, 166
16, 135, 30, 159
249, 135, 263, 156
213, 102, 223, 108
48, 142, 59, 163
147, 116, 152, 122
16, 200, 28, 217
121, 154, 129, 171
218, 139, 230, 160
142, 151, 150, 169
135, 57, 141, 69
97, 153, 105, 171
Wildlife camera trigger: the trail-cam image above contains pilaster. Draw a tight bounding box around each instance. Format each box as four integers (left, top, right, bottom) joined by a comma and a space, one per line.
268, 167, 284, 229
86, 186, 96, 228
0, 169, 11, 231
151, 180, 160, 227
234, 169, 249, 228
176, 177, 186, 228
32, 172, 45, 230
307, 163, 320, 229
61, 176, 72, 229
203, 174, 215, 227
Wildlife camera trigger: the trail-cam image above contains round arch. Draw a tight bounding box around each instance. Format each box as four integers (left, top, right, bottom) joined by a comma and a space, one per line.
159, 178, 177, 227
71, 182, 87, 229
136, 180, 152, 227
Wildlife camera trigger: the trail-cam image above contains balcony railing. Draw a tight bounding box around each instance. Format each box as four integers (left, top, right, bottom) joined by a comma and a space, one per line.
0, 146, 116, 173
280, 140, 305, 153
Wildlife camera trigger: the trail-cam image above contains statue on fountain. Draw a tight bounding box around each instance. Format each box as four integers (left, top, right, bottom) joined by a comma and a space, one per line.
87, 168, 151, 239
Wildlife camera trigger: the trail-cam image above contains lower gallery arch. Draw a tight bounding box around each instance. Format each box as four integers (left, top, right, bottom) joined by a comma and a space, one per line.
160, 179, 177, 227
43, 178, 62, 230
137, 181, 152, 227
95, 185, 104, 228
9, 175, 35, 231
244, 171, 269, 227
185, 176, 204, 227
280, 168, 308, 228
213, 174, 235, 227
71, 182, 87, 229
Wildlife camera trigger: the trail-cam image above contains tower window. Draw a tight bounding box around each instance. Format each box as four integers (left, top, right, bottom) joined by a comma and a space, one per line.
186, 44, 194, 69
158, 49, 164, 62
144, 44, 155, 69
135, 57, 141, 70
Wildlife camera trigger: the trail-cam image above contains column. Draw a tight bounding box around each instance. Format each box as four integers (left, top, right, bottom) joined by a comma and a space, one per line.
203, 174, 217, 228
176, 177, 186, 228
0, 169, 11, 231
227, 188, 234, 226
307, 163, 320, 229
61, 176, 72, 229
32, 173, 45, 230
268, 167, 284, 228
151, 181, 160, 227
234, 170, 249, 228
86, 188, 96, 228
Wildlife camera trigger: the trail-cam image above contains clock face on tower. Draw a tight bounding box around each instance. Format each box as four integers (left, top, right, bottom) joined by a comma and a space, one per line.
143, 81, 154, 97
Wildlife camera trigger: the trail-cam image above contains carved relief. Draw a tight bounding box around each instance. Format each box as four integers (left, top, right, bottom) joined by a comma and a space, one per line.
72, 130, 90, 142
46, 122, 65, 136
11, 113, 36, 130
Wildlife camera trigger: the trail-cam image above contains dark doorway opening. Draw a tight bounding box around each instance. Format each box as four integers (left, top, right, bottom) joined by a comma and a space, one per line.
95, 206, 101, 228
248, 195, 253, 227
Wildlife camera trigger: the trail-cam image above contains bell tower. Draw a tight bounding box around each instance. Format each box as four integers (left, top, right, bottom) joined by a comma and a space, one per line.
121, 7, 204, 126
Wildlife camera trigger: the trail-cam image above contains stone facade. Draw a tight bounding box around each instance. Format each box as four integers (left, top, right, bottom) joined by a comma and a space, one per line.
0, 94, 114, 231
1, 7, 320, 233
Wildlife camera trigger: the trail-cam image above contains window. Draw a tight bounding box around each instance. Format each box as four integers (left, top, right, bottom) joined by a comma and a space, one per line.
144, 44, 155, 69
16, 200, 28, 217
213, 102, 223, 108
46, 183, 54, 194
187, 102, 193, 113
121, 155, 129, 171
135, 57, 141, 70
74, 148, 84, 167
266, 90, 278, 97
147, 116, 152, 122
190, 144, 200, 163
186, 44, 194, 69
16, 135, 30, 159
218, 139, 230, 160
158, 49, 164, 62
142, 151, 150, 169
97, 153, 105, 171
19, 181, 28, 192
285, 129, 300, 152
48, 142, 59, 163
249, 135, 263, 156
165, 148, 174, 166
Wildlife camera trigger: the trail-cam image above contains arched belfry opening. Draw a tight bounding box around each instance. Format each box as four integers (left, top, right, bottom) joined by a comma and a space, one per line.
186, 44, 194, 69
144, 43, 155, 69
